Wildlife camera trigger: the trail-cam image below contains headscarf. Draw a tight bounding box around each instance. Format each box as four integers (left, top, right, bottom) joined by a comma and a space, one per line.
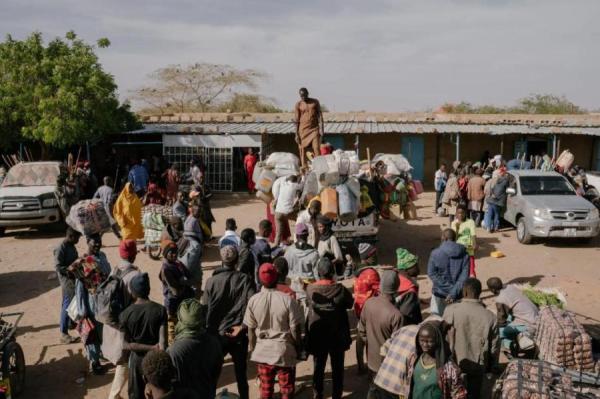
163, 241, 178, 258
113, 182, 144, 240
317, 215, 333, 241
396, 248, 419, 270
119, 239, 138, 260
258, 263, 278, 287
175, 298, 205, 340
416, 321, 450, 369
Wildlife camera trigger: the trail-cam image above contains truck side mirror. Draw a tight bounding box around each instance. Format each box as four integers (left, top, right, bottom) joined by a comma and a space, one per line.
506, 188, 516, 196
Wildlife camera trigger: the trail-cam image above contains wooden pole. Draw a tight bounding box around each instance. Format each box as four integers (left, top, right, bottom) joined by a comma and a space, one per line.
366, 147, 371, 179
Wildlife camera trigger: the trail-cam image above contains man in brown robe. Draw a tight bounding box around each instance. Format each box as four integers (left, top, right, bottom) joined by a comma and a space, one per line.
295, 87, 324, 168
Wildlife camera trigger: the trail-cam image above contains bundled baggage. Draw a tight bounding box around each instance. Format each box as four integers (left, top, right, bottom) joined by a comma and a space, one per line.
265, 152, 300, 177
495, 359, 575, 399
66, 199, 111, 236
142, 204, 173, 220
255, 168, 277, 193
556, 150, 575, 171
534, 306, 595, 371
312, 154, 340, 186
372, 153, 412, 176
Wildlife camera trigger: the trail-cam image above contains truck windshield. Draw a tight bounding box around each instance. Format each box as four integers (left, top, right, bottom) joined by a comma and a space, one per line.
520, 176, 575, 196
2, 163, 60, 187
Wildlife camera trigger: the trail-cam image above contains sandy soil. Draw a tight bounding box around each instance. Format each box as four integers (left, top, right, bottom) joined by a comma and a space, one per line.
0, 192, 598, 398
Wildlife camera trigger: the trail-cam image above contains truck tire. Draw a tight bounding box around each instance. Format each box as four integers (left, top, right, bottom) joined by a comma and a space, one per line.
517, 217, 533, 245
2, 340, 25, 396
0, 227, 5, 237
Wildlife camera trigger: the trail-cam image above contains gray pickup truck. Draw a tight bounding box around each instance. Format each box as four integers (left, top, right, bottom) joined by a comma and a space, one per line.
0, 162, 63, 235
504, 170, 600, 244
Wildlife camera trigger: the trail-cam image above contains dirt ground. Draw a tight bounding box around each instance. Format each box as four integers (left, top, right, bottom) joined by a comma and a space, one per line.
1, 192, 599, 398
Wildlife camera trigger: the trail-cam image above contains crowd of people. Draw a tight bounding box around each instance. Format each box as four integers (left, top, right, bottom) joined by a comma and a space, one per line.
47, 149, 556, 399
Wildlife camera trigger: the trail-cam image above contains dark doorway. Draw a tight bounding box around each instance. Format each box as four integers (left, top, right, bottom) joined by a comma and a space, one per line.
526, 139, 548, 158
232, 147, 260, 192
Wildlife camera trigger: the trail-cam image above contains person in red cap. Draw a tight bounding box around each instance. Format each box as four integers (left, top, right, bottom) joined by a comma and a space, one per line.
103, 239, 142, 399
244, 263, 305, 399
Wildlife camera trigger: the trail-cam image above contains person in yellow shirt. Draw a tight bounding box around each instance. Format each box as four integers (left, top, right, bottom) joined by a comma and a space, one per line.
451, 206, 477, 277
113, 182, 144, 240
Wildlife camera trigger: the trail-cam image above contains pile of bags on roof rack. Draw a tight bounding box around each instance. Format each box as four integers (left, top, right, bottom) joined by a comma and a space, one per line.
304, 150, 363, 222
252, 150, 422, 222
252, 152, 301, 203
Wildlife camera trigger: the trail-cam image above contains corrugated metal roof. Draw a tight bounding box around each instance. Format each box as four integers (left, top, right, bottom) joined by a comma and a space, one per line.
126, 121, 600, 136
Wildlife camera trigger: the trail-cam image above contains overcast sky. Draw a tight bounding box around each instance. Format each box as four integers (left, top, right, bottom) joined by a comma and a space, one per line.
3, 0, 600, 112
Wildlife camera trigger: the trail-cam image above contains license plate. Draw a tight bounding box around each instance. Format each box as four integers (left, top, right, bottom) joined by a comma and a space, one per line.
564, 228, 577, 237
562, 222, 579, 227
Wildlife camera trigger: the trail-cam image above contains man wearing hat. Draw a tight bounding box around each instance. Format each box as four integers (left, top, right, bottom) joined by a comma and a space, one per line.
395, 248, 423, 326
119, 273, 167, 399
358, 270, 404, 379
284, 222, 320, 302
305, 258, 353, 399
202, 245, 256, 399
244, 263, 305, 399
103, 239, 142, 399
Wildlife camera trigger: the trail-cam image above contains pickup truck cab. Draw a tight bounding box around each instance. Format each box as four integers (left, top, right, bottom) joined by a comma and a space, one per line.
504, 170, 600, 244
0, 162, 63, 235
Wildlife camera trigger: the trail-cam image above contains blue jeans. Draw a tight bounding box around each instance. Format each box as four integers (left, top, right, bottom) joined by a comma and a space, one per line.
484, 204, 501, 231
60, 291, 72, 335
430, 295, 447, 316
499, 323, 527, 349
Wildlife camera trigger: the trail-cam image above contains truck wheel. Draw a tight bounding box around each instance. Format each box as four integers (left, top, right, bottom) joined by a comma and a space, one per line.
517, 217, 533, 245
2, 341, 25, 396
0, 227, 5, 237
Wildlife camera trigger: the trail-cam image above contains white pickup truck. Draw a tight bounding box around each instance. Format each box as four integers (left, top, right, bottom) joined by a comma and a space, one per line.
0, 162, 63, 235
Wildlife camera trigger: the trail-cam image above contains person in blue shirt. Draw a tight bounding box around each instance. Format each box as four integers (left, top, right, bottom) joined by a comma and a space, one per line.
128, 159, 149, 196
427, 229, 469, 316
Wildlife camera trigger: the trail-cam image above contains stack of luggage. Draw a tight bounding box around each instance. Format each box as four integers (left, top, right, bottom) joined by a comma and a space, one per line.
494, 359, 600, 399
309, 150, 361, 222
66, 199, 111, 236
253, 152, 301, 203
534, 306, 595, 371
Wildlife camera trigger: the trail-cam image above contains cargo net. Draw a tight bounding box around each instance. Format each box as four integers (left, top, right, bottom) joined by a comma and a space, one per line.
494, 359, 600, 399
534, 306, 595, 372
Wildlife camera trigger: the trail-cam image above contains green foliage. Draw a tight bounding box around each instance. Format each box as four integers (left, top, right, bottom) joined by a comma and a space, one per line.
0, 31, 139, 149
214, 93, 282, 113
440, 94, 586, 115
133, 63, 271, 114
522, 287, 564, 309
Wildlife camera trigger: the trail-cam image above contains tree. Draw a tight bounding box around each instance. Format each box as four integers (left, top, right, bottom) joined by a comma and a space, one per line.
516, 94, 585, 114
215, 93, 282, 113
132, 63, 268, 114
439, 94, 586, 114
0, 31, 139, 151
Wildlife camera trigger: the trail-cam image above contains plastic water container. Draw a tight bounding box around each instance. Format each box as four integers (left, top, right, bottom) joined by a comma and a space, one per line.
256, 190, 273, 204
320, 187, 338, 220
337, 183, 358, 222
256, 169, 277, 193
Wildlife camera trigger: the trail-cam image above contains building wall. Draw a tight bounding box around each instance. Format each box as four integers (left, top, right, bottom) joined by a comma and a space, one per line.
557, 135, 594, 169
269, 132, 597, 189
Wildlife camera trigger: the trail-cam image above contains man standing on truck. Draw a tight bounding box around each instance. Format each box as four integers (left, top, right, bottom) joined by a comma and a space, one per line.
295, 87, 324, 168
54, 227, 81, 344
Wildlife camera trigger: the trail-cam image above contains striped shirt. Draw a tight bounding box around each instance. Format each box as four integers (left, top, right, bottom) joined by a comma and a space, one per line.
374, 324, 419, 396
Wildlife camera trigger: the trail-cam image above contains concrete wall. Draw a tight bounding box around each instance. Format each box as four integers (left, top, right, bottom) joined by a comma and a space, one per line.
269, 132, 597, 188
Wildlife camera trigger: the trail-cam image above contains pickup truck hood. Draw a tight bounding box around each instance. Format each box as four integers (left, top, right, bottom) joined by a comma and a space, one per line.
0, 185, 56, 198
523, 195, 594, 211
